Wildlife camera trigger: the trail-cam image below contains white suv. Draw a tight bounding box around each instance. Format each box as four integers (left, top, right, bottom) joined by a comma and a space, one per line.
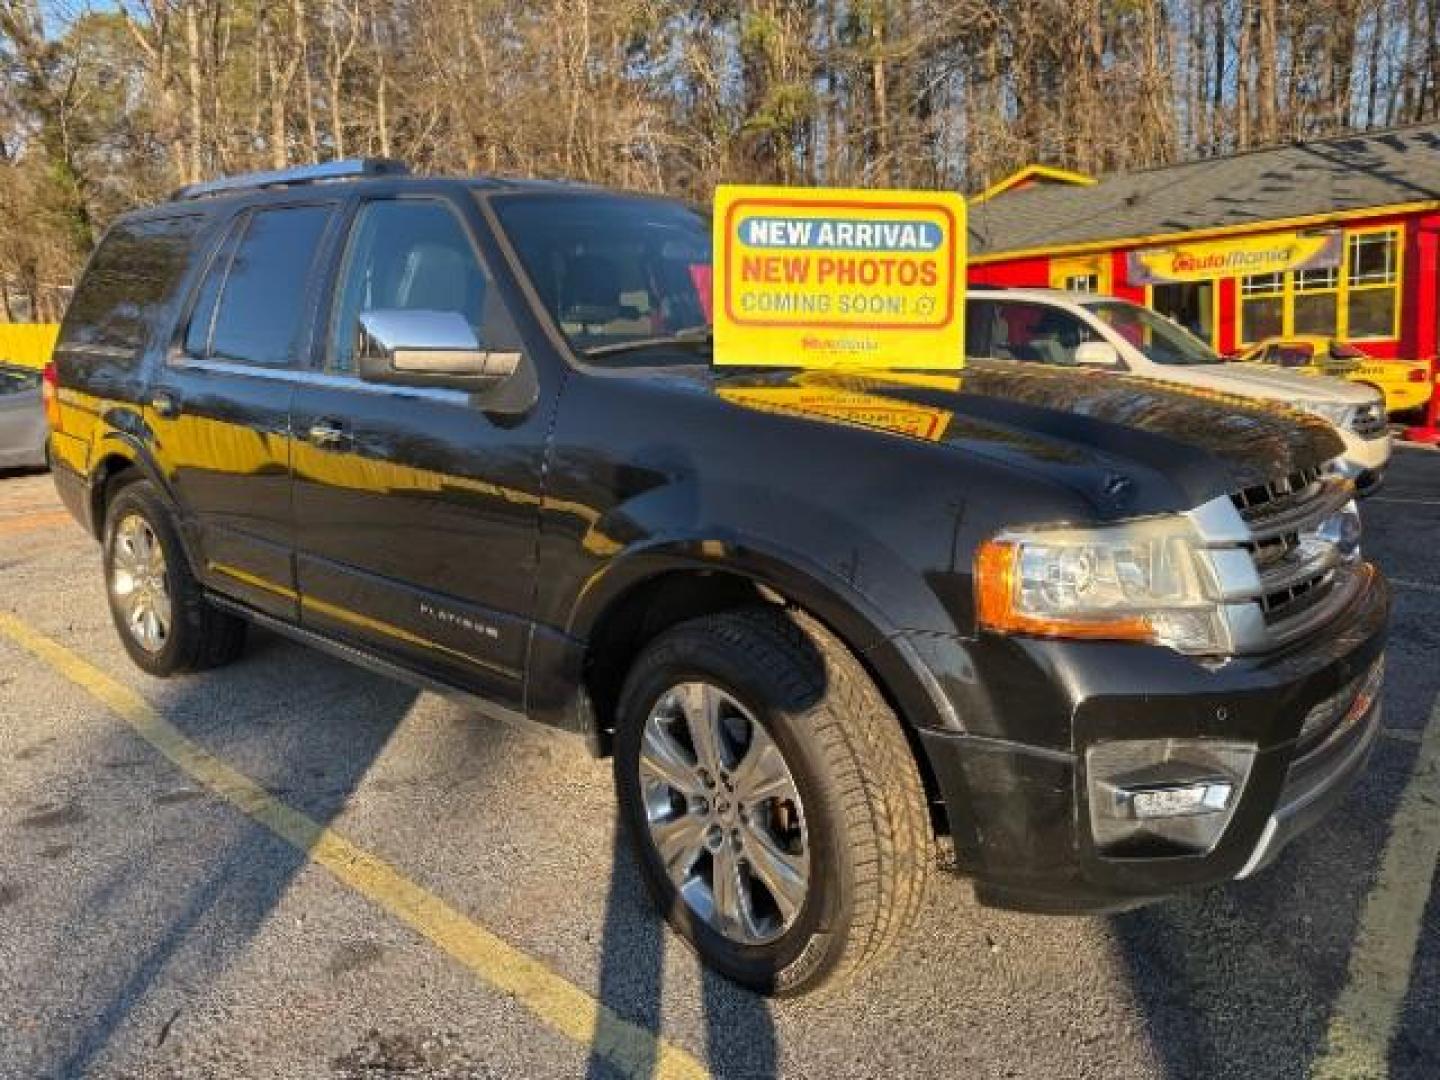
966, 289, 1392, 494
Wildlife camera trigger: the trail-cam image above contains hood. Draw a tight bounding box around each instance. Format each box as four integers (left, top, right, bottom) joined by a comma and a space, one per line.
706, 360, 1345, 508
1161, 360, 1378, 404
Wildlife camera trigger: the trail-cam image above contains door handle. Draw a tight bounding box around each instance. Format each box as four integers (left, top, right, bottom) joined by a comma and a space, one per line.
307, 420, 351, 449
151, 390, 181, 418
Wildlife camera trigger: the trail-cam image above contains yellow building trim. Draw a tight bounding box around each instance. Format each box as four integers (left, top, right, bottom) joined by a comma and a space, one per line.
1233, 224, 1404, 347
969, 199, 1440, 265
972, 165, 1097, 205
1049, 254, 1112, 294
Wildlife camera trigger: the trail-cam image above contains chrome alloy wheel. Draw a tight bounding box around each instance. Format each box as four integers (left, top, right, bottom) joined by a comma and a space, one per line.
639, 681, 810, 945
110, 514, 172, 654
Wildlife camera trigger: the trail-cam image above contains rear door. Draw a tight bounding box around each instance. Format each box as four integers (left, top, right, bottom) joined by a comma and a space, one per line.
289, 194, 552, 707
149, 200, 339, 620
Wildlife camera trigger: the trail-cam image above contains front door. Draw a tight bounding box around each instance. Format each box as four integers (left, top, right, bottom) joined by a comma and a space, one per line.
1151, 282, 1215, 346
149, 201, 339, 620
290, 195, 552, 708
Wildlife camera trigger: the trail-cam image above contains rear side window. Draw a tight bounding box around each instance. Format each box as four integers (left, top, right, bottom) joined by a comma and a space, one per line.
60, 216, 204, 355
186, 204, 332, 367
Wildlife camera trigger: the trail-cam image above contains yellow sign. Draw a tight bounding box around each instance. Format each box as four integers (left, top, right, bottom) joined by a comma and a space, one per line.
1127, 231, 1341, 285
0, 323, 59, 370
713, 185, 966, 370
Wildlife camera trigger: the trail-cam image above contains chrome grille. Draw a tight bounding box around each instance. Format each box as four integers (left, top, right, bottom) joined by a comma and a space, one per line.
1187, 470, 1361, 654
1348, 401, 1388, 439
1230, 466, 1324, 518
1231, 470, 1348, 625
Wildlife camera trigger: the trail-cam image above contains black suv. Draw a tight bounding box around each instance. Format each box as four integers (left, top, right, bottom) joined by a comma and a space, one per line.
47, 160, 1388, 995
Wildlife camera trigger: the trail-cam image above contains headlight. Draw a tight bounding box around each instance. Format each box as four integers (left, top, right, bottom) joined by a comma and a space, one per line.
976, 516, 1227, 653
1296, 400, 1354, 427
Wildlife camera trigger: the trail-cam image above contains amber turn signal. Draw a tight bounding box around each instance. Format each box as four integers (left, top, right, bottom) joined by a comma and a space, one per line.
974, 539, 1153, 642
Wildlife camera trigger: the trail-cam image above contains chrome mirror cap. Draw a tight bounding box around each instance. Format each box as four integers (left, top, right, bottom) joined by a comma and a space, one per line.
357, 309, 520, 391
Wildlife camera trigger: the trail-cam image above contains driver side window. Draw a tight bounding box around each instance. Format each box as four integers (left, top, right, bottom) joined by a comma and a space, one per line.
329, 199, 496, 373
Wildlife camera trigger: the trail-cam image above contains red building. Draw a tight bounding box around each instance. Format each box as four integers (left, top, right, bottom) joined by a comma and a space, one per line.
966, 123, 1440, 366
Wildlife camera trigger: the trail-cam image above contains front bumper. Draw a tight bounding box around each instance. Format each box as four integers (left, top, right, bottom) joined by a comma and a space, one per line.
916, 564, 1389, 914
1332, 453, 1387, 497
1335, 428, 1392, 497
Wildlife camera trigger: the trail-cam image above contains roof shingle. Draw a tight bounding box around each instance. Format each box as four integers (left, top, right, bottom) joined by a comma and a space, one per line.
968, 121, 1440, 256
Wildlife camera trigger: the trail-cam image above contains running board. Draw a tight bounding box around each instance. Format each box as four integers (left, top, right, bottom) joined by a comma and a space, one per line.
205, 592, 569, 746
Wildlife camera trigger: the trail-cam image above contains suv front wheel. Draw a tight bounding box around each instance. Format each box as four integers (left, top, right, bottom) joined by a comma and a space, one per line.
103, 479, 247, 676
614, 606, 932, 996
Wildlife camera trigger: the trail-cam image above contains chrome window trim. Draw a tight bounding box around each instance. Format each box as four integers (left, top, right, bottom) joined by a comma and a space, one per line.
167, 357, 473, 405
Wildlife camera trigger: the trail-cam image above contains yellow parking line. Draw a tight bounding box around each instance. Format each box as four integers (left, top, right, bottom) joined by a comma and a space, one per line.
1311, 695, 1440, 1080
0, 612, 707, 1080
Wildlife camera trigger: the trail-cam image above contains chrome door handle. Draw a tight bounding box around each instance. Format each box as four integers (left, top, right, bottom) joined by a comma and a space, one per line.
307, 420, 349, 448
151, 391, 181, 418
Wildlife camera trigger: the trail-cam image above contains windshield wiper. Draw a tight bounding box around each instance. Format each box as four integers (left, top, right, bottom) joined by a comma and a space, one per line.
584, 325, 713, 359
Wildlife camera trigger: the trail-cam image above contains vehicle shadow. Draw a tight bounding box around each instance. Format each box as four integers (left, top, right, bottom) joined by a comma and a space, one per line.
14, 620, 780, 1078
15, 627, 422, 1078
586, 826, 779, 1080
1110, 648, 1440, 1078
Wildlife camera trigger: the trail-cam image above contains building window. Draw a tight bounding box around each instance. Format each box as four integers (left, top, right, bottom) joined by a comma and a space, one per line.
1240, 272, 1284, 343
1234, 226, 1404, 346
1345, 229, 1399, 339
1293, 265, 1339, 336
1063, 273, 1100, 293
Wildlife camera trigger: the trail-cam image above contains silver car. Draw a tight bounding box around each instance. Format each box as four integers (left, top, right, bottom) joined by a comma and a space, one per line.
0, 363, 48, 470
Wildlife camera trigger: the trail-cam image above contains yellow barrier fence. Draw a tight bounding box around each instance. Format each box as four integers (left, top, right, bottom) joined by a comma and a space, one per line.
0, 323, 59, 370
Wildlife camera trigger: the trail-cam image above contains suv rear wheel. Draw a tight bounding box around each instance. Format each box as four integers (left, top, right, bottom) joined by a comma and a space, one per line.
103, 480, 247, 675
613, 606, 932, 996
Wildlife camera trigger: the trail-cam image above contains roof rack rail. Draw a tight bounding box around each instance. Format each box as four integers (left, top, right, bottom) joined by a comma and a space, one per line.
171, 158, 410, 201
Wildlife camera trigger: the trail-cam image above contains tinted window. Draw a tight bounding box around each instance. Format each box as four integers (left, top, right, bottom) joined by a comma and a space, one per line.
183, 225, 239, 358
978, 300, 1101, 366
492, 194, 710, 360
1272, 344, 1314, 368
0, 368, 40, 395
200, 205, 332, 367
60, 216, 204, 355
330, 199, 494, 373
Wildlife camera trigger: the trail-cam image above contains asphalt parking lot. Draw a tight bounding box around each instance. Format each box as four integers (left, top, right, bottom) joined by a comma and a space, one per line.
1, 448, 1437, 1080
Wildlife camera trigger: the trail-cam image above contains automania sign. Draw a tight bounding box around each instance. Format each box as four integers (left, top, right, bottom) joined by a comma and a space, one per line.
1126, 230, 1342, 285
714, 185, 967, 371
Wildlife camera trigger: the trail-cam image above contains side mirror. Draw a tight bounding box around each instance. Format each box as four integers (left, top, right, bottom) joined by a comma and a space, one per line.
356, 309, 521, 392
1074, 340, 1121, 369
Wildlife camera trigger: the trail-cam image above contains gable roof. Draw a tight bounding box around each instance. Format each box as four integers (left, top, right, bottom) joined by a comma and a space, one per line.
968, 121, 1440, 258
971, 164, 1096, 203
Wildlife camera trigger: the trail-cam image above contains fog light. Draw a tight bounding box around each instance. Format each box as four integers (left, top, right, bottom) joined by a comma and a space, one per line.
1087, 739, 1255, 857
1126, 781, 1233, 819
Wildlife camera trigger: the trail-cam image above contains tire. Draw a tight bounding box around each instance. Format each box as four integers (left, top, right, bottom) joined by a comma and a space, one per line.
613, 606, 932, 996
102, 479, 247, 676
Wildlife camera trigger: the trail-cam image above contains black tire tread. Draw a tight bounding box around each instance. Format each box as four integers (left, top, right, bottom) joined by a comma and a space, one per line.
104, 479, 247, 675
624, 605, 932, 995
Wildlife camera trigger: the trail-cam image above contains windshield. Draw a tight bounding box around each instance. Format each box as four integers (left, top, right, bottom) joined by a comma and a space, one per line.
490, 193, 711, 363
1083, 299, 1221, 366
